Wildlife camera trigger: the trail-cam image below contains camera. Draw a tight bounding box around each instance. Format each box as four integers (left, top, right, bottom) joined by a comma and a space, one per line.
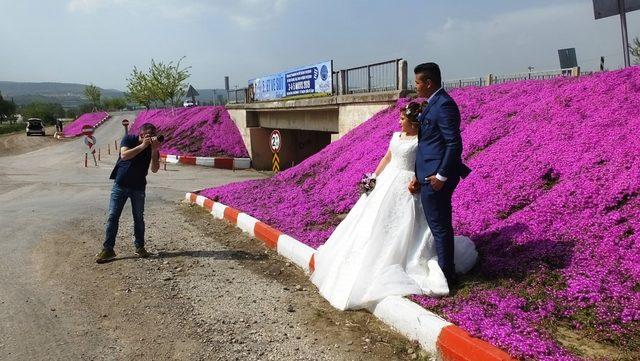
152, 135, 164, 143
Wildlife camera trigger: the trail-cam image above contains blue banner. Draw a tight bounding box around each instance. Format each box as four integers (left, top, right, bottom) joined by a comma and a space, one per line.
249, 60, 332, 101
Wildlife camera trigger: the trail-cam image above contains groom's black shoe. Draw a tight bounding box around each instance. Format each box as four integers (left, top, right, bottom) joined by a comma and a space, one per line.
446, 275, 459, 292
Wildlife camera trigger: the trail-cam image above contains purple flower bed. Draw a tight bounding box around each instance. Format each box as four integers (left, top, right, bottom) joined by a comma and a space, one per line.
201, 67, 640, 359
62, 111, 109, 137
130, 106, 248, 158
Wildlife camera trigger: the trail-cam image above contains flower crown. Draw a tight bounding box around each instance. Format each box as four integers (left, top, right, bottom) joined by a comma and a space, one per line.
404, 101, 427, 118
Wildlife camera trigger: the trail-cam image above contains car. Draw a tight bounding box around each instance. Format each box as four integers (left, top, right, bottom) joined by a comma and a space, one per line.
26, 118, 45, 136
183, 99, 197, 107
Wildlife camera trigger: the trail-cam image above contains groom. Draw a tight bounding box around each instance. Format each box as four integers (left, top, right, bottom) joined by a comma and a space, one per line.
409, 62, 471, 289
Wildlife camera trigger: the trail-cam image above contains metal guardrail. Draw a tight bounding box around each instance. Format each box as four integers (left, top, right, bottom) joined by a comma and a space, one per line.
492, 68, 574, 84
231, 64, 585, 103
443, 77, 486, 90
433, 68, 581, 91
341, 59, 402, 94
227, 88, 247, 104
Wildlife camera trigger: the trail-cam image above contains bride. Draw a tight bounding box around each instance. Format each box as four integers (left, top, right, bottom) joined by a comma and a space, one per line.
311, 102, 478, 311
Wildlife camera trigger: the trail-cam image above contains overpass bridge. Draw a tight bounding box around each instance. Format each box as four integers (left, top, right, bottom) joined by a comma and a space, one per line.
227, 59, 411, 170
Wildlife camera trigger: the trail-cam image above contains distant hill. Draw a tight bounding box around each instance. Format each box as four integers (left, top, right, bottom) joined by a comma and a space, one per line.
0, 81, 124, 108
0, 81, 230, 107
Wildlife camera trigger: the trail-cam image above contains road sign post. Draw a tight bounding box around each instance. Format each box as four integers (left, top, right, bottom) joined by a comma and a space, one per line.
81, 125, 94, 137
619, 0, 630, 67
270, 130, 281, 173
83, 128, 98, 166
593, 0, 640, 68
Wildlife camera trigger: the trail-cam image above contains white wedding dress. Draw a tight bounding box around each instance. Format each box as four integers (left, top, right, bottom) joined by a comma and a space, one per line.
311, 132, 478, 311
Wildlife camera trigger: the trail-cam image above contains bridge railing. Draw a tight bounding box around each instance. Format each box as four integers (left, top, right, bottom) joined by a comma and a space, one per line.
409, 67, 583, 91
492, 68, 574, 84
339, 59, 404, 95
443, 77, 486, 90
227, 88, 247, 104
230, 62, 585, 103
233, 59, 408, 103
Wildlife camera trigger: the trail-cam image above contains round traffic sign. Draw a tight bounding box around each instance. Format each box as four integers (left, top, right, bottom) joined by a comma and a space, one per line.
84, 135, 96, 148
122, 119, 130, 126
81, 125, 94, 136
270, 130, 281, 153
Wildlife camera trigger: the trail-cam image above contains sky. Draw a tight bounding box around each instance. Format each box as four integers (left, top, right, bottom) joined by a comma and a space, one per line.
0, 0, 638, 90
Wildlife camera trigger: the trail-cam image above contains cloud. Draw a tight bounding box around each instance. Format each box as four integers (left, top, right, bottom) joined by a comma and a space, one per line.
67, 0, 106, 13
208, 0, 292, 27
65, 0, 291, 26
421, 1, 626, 77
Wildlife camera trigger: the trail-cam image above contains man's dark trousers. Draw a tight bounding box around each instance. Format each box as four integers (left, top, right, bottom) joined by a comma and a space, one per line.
420, 176, 460, 286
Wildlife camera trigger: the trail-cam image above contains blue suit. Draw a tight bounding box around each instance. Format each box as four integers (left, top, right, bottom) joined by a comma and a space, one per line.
415, 89, 470, 286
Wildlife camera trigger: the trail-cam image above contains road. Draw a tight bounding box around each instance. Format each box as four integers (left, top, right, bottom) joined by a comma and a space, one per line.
0, 112, 425, 360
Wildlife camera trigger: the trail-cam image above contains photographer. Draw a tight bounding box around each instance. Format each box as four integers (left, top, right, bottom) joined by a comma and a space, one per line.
95, 123, 161, 263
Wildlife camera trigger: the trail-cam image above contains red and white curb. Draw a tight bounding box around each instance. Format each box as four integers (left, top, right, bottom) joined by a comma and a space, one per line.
185, 192, 515, 361
161, 154, 251, 170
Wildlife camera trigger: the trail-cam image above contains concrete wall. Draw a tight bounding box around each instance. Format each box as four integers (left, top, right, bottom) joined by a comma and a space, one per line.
336, 103, 391, 140
227, 108, 254, 156
249, 127, 271, 170
254, 108, 339, 133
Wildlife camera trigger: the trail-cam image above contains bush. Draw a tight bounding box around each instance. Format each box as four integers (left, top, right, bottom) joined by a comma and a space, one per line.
0, 123, 25, 135
20, 102, 65, 125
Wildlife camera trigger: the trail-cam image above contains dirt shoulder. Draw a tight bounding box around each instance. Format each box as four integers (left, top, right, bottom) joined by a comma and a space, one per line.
29, 200, 430, 361
0, 126, 60, 157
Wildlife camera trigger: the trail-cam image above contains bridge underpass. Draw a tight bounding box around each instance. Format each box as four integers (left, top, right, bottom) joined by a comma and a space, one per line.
227, 90, 410, 170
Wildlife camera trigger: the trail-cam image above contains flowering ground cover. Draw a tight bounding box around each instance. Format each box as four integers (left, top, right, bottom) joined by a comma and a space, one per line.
201, 67, 640, 360
62, 111, 109, 137
130, 106, 248, 158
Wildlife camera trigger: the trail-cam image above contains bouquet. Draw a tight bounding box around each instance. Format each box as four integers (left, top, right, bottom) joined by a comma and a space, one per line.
358, 173, 377, 196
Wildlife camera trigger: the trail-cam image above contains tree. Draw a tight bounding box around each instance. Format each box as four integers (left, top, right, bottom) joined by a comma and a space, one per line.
84, 84, 102, 110
630, 36, 640, 65
21, 102, 65, 125
78, 103, 95, 115
65, 107, 78, 119
103, 97, 128, 111
126, 57, 191, 109
0, 92, 17, 123
150, 57, 191, 107
126, 66, 155, 109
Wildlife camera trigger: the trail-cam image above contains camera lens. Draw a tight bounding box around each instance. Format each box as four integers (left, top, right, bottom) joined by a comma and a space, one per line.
156, 135, 164, 143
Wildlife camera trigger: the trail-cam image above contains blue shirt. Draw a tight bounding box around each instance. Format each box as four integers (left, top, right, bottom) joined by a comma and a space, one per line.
109, 134, 152, 190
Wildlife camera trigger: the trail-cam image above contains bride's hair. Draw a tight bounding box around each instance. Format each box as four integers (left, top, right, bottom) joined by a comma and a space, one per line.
402, 101, 423, 123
